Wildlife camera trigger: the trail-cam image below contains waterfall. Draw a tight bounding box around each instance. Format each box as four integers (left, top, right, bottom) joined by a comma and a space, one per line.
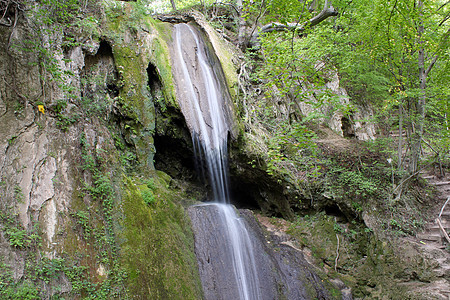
173, 23, 262, 300
174, 23, 230, 203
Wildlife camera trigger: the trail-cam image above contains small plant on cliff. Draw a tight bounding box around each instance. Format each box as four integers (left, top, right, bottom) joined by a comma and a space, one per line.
0, 212, 41, 249
71, 210, 91, 239
74, 133, 127, 297
142, 189, 156, 205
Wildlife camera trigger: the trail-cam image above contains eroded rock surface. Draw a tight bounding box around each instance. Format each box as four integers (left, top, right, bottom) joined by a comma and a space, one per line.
189, 204, 338, 299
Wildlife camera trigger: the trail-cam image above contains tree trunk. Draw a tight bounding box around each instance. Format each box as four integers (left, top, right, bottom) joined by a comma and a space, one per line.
236, 0, 248, 49
397, 102, 403, 170
409, 0, 426, 174
170, 0, 177, 11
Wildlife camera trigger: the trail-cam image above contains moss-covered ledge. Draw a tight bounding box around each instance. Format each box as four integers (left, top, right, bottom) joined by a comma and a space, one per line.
119, 173, 203, 299
190, 11, 239, 100
102, 0, 178, 169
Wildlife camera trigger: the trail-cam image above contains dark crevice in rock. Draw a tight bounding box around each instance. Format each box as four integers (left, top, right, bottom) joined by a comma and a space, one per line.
323, 204, 349, 222
228, 147, 299, 219
153, 105, 265, 209
0, 2, 19, 27
107, 82, 119, 98
341, 116, 355, 139
228, 179, 260, 210
147, 62, 161, 99
85, 40, 113, 64
154, 134, 198, 182
83, 40, 118, 100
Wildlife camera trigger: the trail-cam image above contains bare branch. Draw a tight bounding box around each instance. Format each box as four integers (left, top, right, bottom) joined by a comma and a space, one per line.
250, 0, 338, 47
425, 27, 450, 76
309, 0, 338, 27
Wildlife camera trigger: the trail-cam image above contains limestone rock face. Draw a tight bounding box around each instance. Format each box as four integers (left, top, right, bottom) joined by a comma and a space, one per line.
0, 1, 208, 297
0, 2, 157, 296
299, 63, 376, 141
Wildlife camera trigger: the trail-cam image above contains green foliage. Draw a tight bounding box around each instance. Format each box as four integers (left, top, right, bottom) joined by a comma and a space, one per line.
5, 227, 28, 248
333, 222, 344, 234
119, 151, 137, 169
244, 0, 449, 178
142, 189, 156, 205
79, 67, 116, 120
0, 268, 40, 300
141, 179, 157, 205
13, 0, 103, 132
32, 257, 66, 284
265, 121, 318, 178
0, 212, 41, 249
334, 170, 378, 197
0, 252, 125, 299
13, 185, 24, 203
56, 112, 79, 132
334, 0, 449, 172
7, 135, 18, 145
146, 0, 216, 13
285, 212, 416, 298
69, 132, 128, 298
71, 210, 91, 238
323, 146, 390, 207
38, 0, 82, 24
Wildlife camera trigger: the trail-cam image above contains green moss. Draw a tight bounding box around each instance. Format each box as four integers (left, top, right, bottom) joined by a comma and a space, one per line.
103, 6, 180, 168
199, 20, 238, 100
285, 213, 426, 299
104, 1, 177, 109
119, 175, 202, 299
149, 35, 178, 108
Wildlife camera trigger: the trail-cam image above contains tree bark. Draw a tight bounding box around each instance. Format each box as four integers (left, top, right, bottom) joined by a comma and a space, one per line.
170, 0, 177, 11
397, 102, 403, 170
409, 0, 426, 174
236, 0, 248, 49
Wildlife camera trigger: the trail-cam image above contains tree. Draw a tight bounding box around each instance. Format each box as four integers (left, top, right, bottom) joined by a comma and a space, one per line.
243, 0, 449, 181
170, 0, 177, 10
311, 0, 449, 176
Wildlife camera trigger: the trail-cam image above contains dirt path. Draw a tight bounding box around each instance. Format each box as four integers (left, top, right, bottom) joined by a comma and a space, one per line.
408, 172, 450, 299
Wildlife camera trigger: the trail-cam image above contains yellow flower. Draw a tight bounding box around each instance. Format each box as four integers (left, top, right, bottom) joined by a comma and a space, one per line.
38, 105, 45, 114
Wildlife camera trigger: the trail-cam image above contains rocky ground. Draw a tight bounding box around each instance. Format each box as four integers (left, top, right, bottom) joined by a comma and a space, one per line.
255, 168, 450, 299
408, 172, 450, 299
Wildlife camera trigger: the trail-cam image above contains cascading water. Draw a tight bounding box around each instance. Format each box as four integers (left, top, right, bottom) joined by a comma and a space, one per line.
173, 23, 262, 300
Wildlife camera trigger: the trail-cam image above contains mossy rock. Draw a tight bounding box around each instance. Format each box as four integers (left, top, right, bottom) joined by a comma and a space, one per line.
119, 175, 202, 299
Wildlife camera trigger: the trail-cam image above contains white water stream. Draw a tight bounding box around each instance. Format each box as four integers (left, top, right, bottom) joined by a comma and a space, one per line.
174, 23, 262, 299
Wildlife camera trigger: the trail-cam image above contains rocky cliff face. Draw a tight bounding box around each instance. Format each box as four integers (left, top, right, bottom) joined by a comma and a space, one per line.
0, 1, 202, 298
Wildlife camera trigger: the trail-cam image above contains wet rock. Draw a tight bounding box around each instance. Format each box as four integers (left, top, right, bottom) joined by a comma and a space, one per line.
170, 23, 236, 145
189, 204, 338, 299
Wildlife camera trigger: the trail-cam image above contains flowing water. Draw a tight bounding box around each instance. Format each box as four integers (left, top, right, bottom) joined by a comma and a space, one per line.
174, 23, 262, 300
